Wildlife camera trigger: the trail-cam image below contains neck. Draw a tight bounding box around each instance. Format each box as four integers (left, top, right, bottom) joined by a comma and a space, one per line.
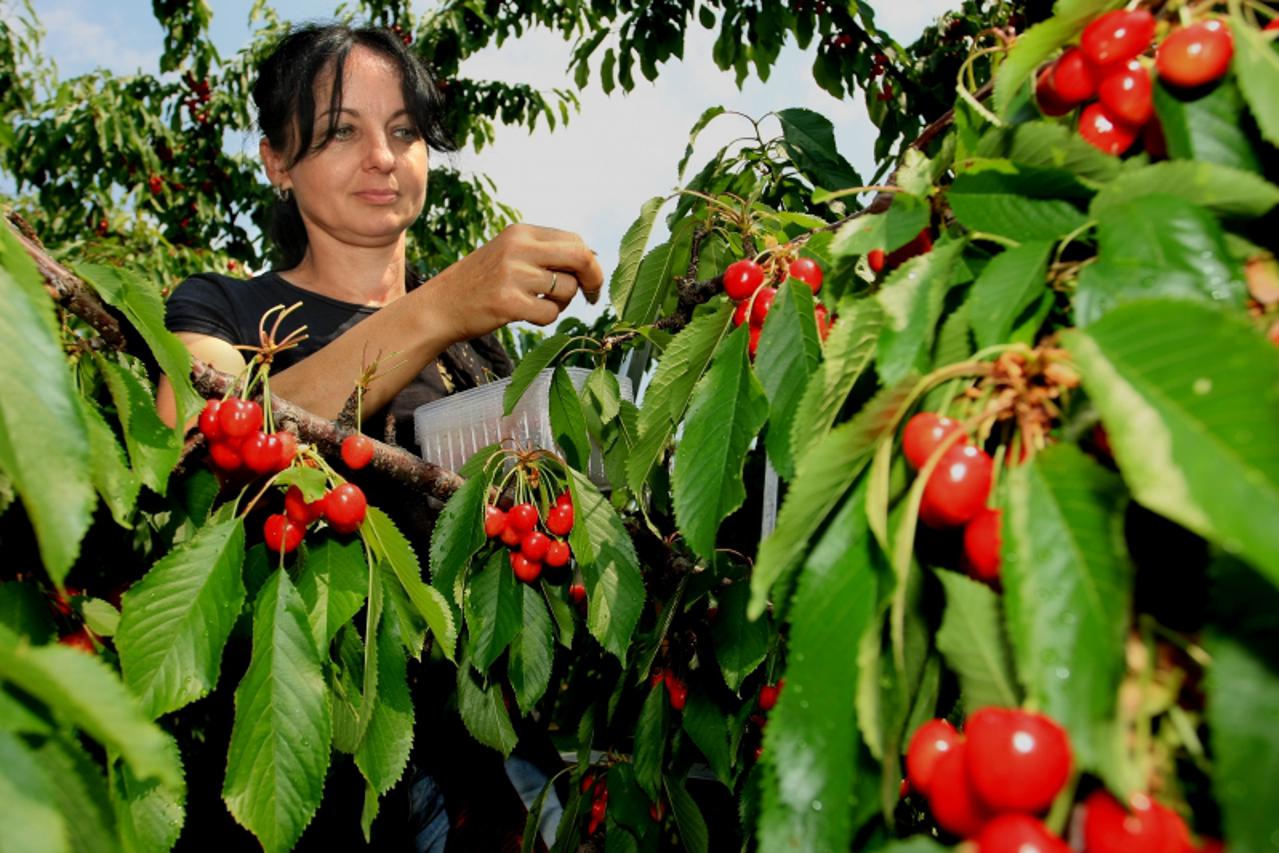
281, 233, 409, 307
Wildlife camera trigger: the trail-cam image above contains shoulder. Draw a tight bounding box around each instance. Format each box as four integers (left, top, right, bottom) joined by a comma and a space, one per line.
166, 270, 283, 344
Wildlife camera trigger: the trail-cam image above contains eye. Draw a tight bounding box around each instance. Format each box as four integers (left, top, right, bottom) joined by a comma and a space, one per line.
393, 125, 421, 142
331, 124, 355, 141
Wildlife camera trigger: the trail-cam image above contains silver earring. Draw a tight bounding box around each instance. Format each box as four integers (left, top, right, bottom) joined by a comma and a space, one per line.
275, 185, 292, 202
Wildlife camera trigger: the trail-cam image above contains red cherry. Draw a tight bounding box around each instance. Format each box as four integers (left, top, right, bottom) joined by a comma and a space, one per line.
928, 742, 990, 838
208, 439, 243, 471
242, 431, 282, 475
546, 504, 574, 536
508, 503, 539, 535
284, 485, 323, 526
665, 674, 688, 711
59, 629, 96, 654
976, 814, 1070, 853
275, 430, 297, 470
748, 326, 762, 359
217, 398, 262, 440
814, 303, 831, 341
732, 298, 750, 327
500, 524, 522, 547
759, 680, 783, 712
556, 491, 572, 508
650, 668, 667, 688
723, 259, 765, 300
649, 800, 665, 822
1082, 790, 1191, 853
263, 513, 304, 553
749, 286, 777, 328
963, 508, 1002, 583
885, 228, 934, 268
1035, 65, 1076, 116
920, 445, 994, 528
510, 551, 543, 583
324, 483, 367, 534
484, 505, 507, 538
1266, 18, 1279, 33
521, 531, 551, 562
902, 412, 968, 470
198, 399, 223, 441
964, 708, 1072, 814
580, 772, 595, 794
1157, 20, 1234, 88
341, 434, 375, 469
569, 582, 587, 604
545, 539, 571, 567
867, 248, 886, 272
1098, 60, 1154, 126
788, 257, 823, 293
1078, 101, 1139, 156
1081, 9, 1155, 68
1051, 47, 1099, 104
148, 175, 164, 195
906, 718, 964, 798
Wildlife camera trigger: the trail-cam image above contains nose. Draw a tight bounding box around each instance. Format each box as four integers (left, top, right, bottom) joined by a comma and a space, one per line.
363, 131, 395, 172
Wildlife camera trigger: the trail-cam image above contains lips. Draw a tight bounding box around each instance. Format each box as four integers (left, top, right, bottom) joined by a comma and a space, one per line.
354, 189, 398, 203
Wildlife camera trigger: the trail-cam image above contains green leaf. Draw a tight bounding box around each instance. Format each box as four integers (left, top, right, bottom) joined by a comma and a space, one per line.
1090, 160, 1279, 220
465, 551, 523, 673
1206, 632, 1279, 851
111, 760, 185, 853
583, 366, 622, 425
947, 171, 1087, 241
80, 397, 141, 528
33, 735, 119, 853
665, 773, 709, 853
457, 659, 518, 756
829, 193, 930, 258
711, 581, 770, 692
776, 107, 861, 190
677, 107, 726, 178
0, 227, 94, 586
503, 333, 574, 415
750, 379, 914, 619
1074, 195, 1245, 327
633, 683, 667, 800
80, 597, 120, 638
0, 730, 70, 853
609, 196, 664, 313
992, 0, 1124, 117
622, 219, 694, 326
1231, 17, 1279, 148
758, 479, 880, 851
549, 365, 591, 471
628, 301, 734, 495
273, 465, 328, 503
672, 325, 769, 561
756, 280, 822, 479
509, 583, 554, 713
0, 624, 181, 788
970, 241, 1052, 349
366, 507, 457, 660
355, 613, 414, 796
95, 353, 181, 496
223, 569, 332, 853
681, 689, 733, 784
1004, 121, 1121, 184
1153, 77, 1260, 173
117, 507, 246, 719
567, 468, 645, 660
876, 240, 965, 385
76, 263, 201, 425
934, 570, 1020, 711
1065, 301, 1279, 580
790, 300, 883, 465
428, 471, 488, 619
0, 581, 56, 644
1004, 445, 1131, 777
295, 536, 368, 648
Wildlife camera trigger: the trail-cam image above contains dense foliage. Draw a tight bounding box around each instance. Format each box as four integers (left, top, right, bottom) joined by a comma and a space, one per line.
2, 1, 1278, 852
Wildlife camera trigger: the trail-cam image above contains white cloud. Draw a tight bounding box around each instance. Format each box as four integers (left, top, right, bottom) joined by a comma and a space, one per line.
34, 1, 161, 77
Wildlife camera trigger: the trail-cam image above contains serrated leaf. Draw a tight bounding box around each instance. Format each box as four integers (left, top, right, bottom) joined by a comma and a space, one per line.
665, 774, 709, 853
681, 689, 733, 784
549, 365, 591, 471
457, 659, 518, 756
633, 683, 667, 800
80, 396, 141, 528
583, 366, 621, 424
1090, 160, 1279, 220
750, 379, 914, 619
1231, 17, 1279, 148
711, 581, 770, 692
567, 468, 645, 661
935, 570, 1020, 711
95, 353, 181, 496
428, 471, 488, 620
947, 171, 1087, 242
876, 240, 965, 385
465, 550, 523, 673
355, 613, 413, 796
223, 569, 332, 853
366, 507, 456, 661
0, 226, 94, 586
295, 536, 368, 648
503, 333, 574, 415
672, 325, 769, 560
111, 759, 185, 853
622, 220, 694, 326
1206, 632, 1279, 851
0, 730, 70, 853
1154, 77, 1260, 173
1065, 301, 1279, 580
273, 465, 328, 502
80, 597, 120, 638
776, 107, 860, 190
0, 581, 56, 644
1004, 121, 1121, 184
76, 263, 201, 425
628, 301, 734, 495
992, 0, 1124, 117
829, 193, 930, 258
33, 735, 119, 853
756, 280, 821, 479
758, 479, 879, 851
970, 241, 1052, 349
609, 196, 664, 312
117, 507, 245, 719
677, 107, 726, 178
0, 624, 181, 788
1004, 445, 1131, 777
509, 583, 554, 714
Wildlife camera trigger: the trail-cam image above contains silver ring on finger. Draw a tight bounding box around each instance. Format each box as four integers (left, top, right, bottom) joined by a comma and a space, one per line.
546, 270, 558, 297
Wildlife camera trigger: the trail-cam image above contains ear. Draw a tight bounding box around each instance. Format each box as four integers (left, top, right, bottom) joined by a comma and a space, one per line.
260, 138, 291, 191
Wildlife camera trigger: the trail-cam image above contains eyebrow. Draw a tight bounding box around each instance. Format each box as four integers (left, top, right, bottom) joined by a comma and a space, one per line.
315, 107, 411, 121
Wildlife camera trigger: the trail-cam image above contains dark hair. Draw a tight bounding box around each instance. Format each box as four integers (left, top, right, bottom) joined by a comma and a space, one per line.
252, 24, 456, 269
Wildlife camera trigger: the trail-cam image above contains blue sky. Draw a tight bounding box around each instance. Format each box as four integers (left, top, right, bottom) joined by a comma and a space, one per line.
23, 0, 954, 322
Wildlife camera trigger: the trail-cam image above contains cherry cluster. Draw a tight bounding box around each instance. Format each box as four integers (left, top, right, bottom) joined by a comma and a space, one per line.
649, 667, 688, 711
902, 412, 1001, 584
747, 678, 784, 761
867, 228, 934, 276
722, 256, 831, 357
199, 398, 297, 476
581, 773, 609, 835
484, 492, 574, 584
264, 482, 368, 554
1036, 9, 1240, 156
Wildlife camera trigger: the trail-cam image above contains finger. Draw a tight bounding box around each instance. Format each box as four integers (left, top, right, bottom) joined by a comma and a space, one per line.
539, 269, 580, 310
516, 290, 562, 327
525, 238, 604, 299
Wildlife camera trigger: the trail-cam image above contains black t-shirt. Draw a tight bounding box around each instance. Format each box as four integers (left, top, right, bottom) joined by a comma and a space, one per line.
165, 270, 513, 450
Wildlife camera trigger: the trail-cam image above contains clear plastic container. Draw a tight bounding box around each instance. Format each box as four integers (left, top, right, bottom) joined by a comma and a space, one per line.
413, 367, 634, 485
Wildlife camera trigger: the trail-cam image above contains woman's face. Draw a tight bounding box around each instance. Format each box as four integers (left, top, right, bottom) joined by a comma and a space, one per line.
270, 44, 429, 253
